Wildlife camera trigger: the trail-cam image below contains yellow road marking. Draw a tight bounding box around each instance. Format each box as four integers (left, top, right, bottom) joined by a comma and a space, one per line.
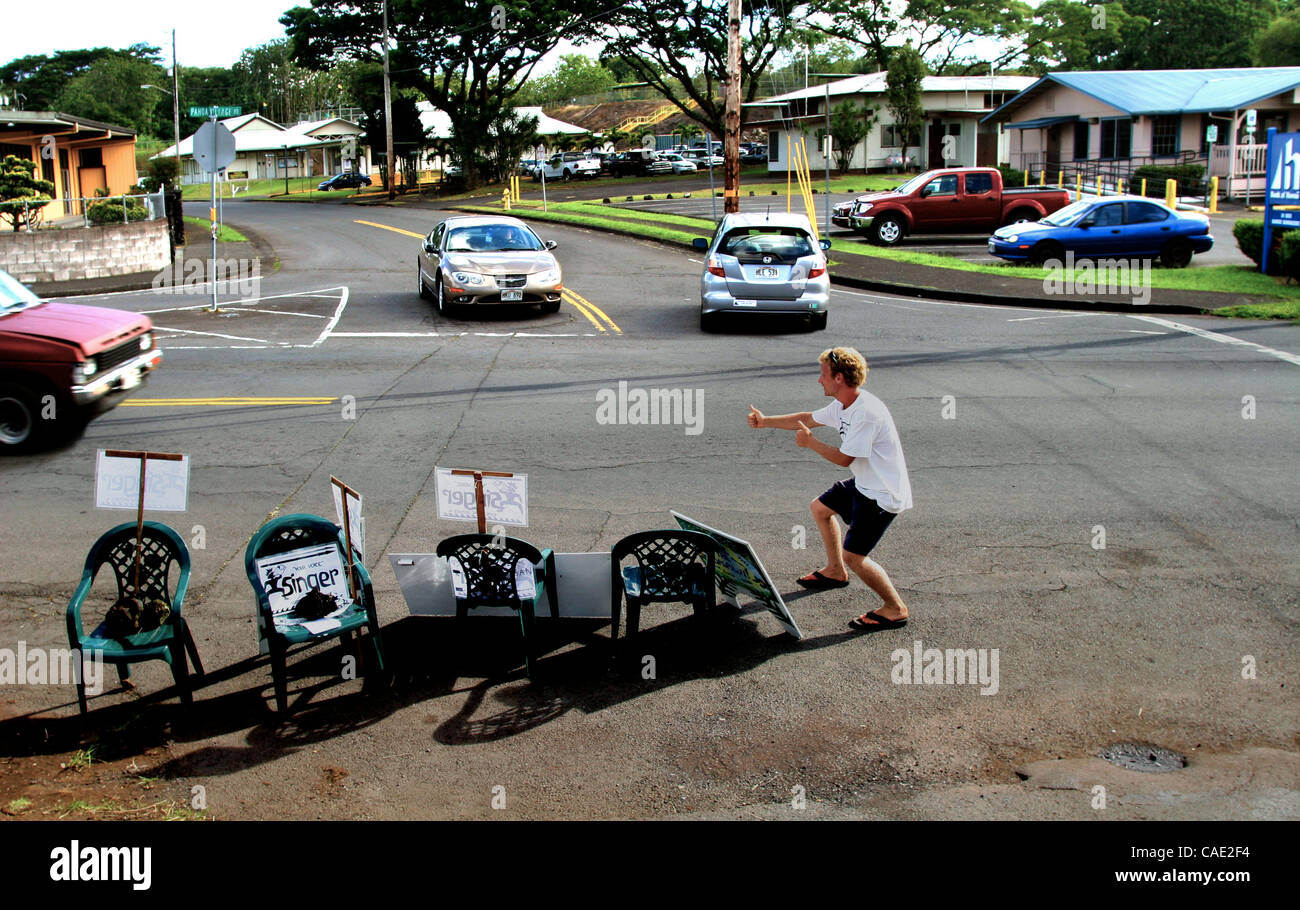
564, 288, 622, 334
121, 397, 338, 407
354, 219, 425, 238
562, 291, 606, 333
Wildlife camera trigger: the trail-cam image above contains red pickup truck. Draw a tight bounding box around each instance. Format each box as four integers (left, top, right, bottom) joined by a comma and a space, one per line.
833, 167, 1071, 245
1, 268, 161, 452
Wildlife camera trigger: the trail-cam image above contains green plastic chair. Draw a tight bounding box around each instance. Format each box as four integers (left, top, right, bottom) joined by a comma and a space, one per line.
65, 521, 203, 714
610, 530, 718, 645
244, 513, 385, 712
435, 533, 558, 680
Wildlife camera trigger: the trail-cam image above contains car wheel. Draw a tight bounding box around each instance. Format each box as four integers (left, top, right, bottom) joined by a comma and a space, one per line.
872, 215, 904, 246
1028, 240, 1065, 267
1161, 238, 1193, 269
562, 169, 572, 181
809, 311, 828, 331
0, 381, 45, 453
539, 299, 561, 314
418, 262, 431, 301
435, 272, 451, 316
700, 311, 720, 332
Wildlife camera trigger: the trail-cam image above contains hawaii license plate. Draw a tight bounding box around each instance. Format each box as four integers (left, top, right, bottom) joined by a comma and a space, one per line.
755, 267, 778, 278
733, 299, 758, 307
501, 290, 523, 301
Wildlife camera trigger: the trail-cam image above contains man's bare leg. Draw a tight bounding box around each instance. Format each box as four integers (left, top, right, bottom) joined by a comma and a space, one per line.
803, 498, 848, 582
843, 550, 907, 620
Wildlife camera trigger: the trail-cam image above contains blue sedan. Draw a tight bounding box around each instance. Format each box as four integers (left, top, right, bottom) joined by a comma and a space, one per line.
988, 197, 1213, 268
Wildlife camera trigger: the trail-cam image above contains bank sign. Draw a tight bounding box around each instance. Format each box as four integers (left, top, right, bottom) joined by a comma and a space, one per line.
1266, 130, 1300, 205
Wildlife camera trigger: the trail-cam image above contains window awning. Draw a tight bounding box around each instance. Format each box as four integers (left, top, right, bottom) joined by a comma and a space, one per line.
1004, 115, 1081, 130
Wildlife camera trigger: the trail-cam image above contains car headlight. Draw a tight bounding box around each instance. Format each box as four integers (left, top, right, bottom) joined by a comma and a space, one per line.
74, 359, 97, 381
533, 266, 561, 285
138, 332, 153, 351
854, 202, 873, 215
452, 271, 487, 286
1003, 235, 1018, 243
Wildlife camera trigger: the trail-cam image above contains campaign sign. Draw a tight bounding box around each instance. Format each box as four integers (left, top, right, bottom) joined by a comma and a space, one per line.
95, 451, 189, 511
331, 482, 364, 559
1266, 131, 1300, 206
435, 468, 528, 527
671, 511, 802, 639
254, 543, 352, 634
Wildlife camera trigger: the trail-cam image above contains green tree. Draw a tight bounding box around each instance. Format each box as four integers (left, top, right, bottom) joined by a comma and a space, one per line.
602, 0, 804, 139
516, 54, 617, 106
231, 39, 355, 126
0, 44, 161, 112
283, 0, 621, 191
886, 45, 926, 171
1020, 1, 1143, 73
477, 111, 539, 182
822, 101, 877, 174
1254, 10, 1300, 63
54, 55, 168, 135
0, 155, 56, 232
1113, 0, 1278, 69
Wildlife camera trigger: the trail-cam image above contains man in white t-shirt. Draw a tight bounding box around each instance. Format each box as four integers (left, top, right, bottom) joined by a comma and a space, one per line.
747, 347, 912, 632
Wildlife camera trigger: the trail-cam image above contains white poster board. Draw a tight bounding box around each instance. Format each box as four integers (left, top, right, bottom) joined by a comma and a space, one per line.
435, 468, 528, 527
95, 451, 190, 512
331, 483, 365, 560
253, 543, 353, 635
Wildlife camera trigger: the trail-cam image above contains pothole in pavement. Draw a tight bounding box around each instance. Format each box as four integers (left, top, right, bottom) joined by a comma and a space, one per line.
1100, 743, 1188, 773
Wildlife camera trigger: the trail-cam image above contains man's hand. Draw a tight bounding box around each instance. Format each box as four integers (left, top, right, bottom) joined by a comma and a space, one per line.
747, 405, 765, 429
795, 421, 813, 447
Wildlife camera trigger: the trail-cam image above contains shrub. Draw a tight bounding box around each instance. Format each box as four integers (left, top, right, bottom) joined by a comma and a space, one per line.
1280, 229, 1300, 282
86, 196, 149, 225
997, 163, 1025, 188
1232, 219, 1293, 274
1133, 164, 1206, 196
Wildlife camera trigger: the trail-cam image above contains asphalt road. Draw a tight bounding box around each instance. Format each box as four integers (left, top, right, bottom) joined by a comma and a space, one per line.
1, 197, 1296, 820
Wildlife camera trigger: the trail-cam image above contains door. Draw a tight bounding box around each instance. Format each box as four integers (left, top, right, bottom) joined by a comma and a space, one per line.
959, 171, 1000, 230
927, 118, 944, 169
910, 173, 961, 230
1077, 202, 1126, 256
1123, 201, 1174, 256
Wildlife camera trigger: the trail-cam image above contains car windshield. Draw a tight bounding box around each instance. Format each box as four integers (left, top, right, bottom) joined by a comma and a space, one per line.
445, 225, 543, 252
1040, 200, 1094, 227
893, 172, 934, 196
720, 228, 815, 259
0, 270, 42, 314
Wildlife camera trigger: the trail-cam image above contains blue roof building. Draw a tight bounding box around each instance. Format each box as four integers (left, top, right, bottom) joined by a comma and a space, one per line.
983, 67, 1300, 198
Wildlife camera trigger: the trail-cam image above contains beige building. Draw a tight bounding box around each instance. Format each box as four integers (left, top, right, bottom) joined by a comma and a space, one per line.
0, 111, 139, 219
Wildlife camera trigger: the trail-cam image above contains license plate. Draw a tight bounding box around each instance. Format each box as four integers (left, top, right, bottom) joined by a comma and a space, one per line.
755, 267, 778, 278
734, 299, 758, 308
501, 290, 523, 301
987, 241, 996, 252
119, 369, 141, 390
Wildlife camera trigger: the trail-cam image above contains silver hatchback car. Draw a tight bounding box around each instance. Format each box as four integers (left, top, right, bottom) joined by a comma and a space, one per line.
417, 215, 563, 316
694, 212, 831, 331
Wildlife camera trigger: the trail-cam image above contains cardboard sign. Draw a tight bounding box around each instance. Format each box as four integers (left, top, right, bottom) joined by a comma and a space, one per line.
331, 481, 364, 560
254, 543, 352, 634
95, 451, 189, 512
671, 511, 802, 639
435, 468, 528, 527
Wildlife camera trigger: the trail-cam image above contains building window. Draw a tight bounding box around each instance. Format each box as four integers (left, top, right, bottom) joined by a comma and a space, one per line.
79, 147, 103, 168
0, 142, 31, 160
1100, 118, 1132, 159
881, 124, 921, 147
1073, 122, 1089, 159
1152, 115, 1179, 156
769, 132, 779, 159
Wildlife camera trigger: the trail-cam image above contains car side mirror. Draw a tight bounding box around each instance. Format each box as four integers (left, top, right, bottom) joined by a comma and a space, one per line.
1079, 220, 1093, 229
820, 239, 831, 250
423, 241, 434, 253
920, 186, 931, 197
544, 240, 557, 250
692, 238, 709, 251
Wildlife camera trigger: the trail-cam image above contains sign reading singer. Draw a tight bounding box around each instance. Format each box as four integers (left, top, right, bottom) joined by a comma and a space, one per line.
435, 468, 528, 527
95, 451, 189, 511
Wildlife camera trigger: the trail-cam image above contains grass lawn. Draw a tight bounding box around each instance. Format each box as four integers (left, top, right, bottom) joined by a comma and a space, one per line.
1211, 300, 1300, 321
182, 216, 248, 242
180, 176, 381, 201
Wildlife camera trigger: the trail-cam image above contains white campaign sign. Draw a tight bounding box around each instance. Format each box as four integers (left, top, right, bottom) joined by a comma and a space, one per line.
332, 484, 364, 559
435, 468, 528, 527
95, 451, 190, 512
254, 543, 352, 633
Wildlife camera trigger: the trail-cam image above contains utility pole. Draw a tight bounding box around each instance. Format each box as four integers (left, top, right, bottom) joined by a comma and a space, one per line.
171, 31, 180, 171
723, 0, 742, 214
382, 0, 395, 201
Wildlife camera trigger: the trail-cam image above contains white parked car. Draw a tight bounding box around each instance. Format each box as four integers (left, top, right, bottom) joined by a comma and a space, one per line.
661, 154, 698, 175
532, 154, 600, 180
683, 149, 723, 168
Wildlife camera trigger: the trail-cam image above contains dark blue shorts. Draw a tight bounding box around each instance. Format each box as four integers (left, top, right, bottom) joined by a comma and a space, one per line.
818, 477, 896, 556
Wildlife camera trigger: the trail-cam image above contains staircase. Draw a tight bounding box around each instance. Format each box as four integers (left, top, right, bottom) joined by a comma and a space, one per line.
617, 103, 680, 134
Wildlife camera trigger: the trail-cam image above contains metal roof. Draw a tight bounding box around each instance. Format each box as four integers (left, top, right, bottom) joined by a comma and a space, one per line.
1004, 115, 1081, 130
985, 67, 1300, 122
0, 110, 136, 137
757, 72, 1035, 104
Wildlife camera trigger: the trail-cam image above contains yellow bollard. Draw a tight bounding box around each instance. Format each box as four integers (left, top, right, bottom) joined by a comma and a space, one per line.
1039, 170, 1045, 186
502, 187, 511, 210
1076, 175, 1081, 201
786, 136, 792, 213
1165, 178, 1176, 208
1058, 170, 1063, 188
1117, 178, 1124, 195
1210, 176, 1219, 214
1141, 178, 1147, 197
1096, 176, 1102, 197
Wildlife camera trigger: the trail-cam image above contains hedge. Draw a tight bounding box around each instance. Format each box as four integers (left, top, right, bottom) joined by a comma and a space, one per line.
86, 197, 149, 225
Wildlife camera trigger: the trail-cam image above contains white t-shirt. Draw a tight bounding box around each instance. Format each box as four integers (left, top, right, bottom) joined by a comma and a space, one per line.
811, 391, 912, 513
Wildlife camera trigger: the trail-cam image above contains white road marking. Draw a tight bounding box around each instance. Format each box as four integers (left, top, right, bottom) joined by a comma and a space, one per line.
305, 287, 349, 347
1007, 313, 1097, 322
1122, 329, 1168, 335
1127, 314, 1300, 366
153, 326, 277, 344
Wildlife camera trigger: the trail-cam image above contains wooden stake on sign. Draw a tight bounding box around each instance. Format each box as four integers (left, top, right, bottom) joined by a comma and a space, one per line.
104, 450, 184, 593
329, 476, 360, 601
450, 469, 514, 533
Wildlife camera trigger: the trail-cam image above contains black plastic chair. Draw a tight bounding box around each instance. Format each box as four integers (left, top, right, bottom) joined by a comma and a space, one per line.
610, 530, 718, 644
435, 534, 558, 680
65, 521, 203, 714
244, 513, 385, 712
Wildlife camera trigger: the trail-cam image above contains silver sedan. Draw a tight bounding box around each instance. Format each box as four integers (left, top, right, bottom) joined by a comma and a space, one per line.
417, 216, 563, 316
694, 212, 831, 331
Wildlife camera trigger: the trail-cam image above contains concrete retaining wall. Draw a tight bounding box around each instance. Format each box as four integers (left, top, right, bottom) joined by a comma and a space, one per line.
0, 219, 170, 285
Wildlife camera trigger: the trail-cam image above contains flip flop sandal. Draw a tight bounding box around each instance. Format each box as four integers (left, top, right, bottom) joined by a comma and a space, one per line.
796, 570, 850, 590
848, 610, 908, 632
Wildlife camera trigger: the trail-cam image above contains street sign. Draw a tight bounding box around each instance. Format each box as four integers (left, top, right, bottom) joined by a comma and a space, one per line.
1246, 109, 1258, 128
1205, 124, 1218, 144
193, 121, 236, 173
189, 105, 242, 119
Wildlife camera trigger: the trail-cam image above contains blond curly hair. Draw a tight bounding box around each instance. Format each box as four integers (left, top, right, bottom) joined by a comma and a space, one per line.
819, 347, 868, 387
